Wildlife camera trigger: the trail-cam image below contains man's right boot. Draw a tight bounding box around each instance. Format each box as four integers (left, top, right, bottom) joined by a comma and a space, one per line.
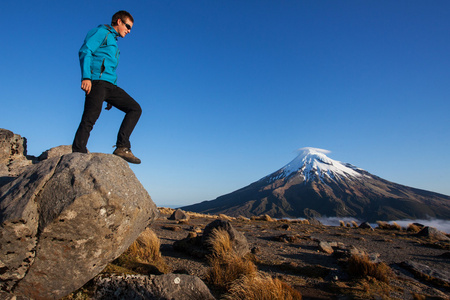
113, 147, 141, 164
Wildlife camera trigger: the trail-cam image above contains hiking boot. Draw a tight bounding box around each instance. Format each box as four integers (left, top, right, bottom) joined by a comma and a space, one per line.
113, 147, 141, 164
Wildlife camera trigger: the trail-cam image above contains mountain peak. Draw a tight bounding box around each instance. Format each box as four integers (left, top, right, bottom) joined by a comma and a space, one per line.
271, 147, 363, 182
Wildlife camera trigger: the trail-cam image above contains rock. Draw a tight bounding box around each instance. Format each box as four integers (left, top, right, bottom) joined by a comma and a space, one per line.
0, 129, 34, 177
0, 291, 29, 300
412, 222, 425, 229
94, 274, 215, 300
251, 246, 261, 255
359, 222, 374, 230
274, 234, 302, 243
0, 152, 159, 299
37, 145, 72, 161
318, 241, 334, 254
308, 218, 322, 226
281, 224, 291, 230
416, 226, 450, 241
169, 209, 190, 221
202, 219, 249, 257
401, 260, 450, 286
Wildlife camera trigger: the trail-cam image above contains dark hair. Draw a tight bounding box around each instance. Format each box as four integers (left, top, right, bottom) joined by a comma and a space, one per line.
111, 10, 134, 26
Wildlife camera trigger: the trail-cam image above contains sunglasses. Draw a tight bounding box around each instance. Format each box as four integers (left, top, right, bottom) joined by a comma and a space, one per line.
122, 20, 132, 30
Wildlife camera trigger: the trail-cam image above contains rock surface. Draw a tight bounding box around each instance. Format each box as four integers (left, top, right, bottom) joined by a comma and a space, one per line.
0, 129, 33, 177
168, 209, 189, 221
0, 152, 159, 299
94, 274, 215, 300
416, 226, 450, 241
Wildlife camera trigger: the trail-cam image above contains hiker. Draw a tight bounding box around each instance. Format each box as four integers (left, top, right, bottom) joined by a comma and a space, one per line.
72, 10, 142, 164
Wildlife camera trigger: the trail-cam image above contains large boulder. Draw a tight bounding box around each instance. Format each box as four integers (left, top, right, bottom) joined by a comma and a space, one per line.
94, 274, 215, 300
0, 152, 159, 299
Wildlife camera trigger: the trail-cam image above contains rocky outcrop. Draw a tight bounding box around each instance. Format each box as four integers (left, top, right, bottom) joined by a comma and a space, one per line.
0, 150, 159, 299
401, 260, 450, 286
94, 274, 215, 300
416, 226, 450, 241
0, 129, 33, 177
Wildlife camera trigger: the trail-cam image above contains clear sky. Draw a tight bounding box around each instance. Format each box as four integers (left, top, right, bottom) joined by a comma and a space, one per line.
2, 0, 449, 207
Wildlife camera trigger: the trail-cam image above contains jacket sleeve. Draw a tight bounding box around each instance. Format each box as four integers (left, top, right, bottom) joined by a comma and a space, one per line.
79, 27, 107, 81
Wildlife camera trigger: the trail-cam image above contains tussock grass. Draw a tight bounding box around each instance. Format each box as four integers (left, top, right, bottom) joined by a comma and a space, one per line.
376, 221, 402, 231
222, 272, 302, 300
347, 254, 392, 283
339, 220, 345, 227
251, 214, 275, 222
107, 228, 169, 274
204, 228, 257, 289
205, 252, 257, 289
126, 228, 162, 263
407, 223, 421, 233
207, 228, 233, 258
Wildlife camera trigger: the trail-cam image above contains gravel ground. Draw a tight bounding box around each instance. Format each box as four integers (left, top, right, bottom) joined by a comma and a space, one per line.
150, 210, 450, 299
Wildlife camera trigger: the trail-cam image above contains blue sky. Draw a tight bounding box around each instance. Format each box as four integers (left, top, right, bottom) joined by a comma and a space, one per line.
2, 1, 449, 207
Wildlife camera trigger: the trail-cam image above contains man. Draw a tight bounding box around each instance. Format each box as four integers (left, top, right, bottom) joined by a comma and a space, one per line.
72, 10, 142, 164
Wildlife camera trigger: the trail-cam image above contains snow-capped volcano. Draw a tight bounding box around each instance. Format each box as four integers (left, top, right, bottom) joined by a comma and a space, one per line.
182, 148, 450, 222
270, 147, 362, 183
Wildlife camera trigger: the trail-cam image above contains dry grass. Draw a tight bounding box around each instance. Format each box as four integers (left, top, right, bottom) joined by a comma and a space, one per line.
376, 221, 402, 231
347, 254, 392, 283
339, 220, 345, 227
205, 253, 258, 289
222, 272, 302, 300
204, 228, 257, 289
207, 228, 233, 258
351, 221, 359, 228
251, 214, 275, 222
107, 228, 169, 274
126, 228, 162, 263
407, 223, 421, 233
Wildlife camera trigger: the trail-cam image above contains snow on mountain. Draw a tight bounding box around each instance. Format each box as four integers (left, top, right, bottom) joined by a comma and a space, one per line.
269, 147, 363, 182
182, 146, 450, 221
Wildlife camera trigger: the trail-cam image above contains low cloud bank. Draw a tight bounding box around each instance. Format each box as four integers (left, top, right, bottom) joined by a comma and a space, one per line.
316, 216, 450, 234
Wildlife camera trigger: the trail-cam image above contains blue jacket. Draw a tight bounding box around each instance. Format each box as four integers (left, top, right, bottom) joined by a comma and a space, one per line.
79, 25, 120, 85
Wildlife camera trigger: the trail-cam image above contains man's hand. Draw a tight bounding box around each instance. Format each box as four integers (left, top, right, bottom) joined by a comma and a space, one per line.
81, 79, 92, 95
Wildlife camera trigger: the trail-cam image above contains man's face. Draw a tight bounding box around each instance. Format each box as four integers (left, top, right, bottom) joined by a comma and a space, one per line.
117, 18, 133, 38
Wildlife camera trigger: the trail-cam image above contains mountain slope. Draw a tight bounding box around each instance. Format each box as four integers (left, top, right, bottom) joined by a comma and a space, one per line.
182, 148, 450, 222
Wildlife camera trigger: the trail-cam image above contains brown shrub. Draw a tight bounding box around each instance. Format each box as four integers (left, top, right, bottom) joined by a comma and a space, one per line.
347, 254, 392, 283
223, 272, 302, 300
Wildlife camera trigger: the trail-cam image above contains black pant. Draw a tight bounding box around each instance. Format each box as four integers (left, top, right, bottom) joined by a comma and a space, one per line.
72, 80, 142, 153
